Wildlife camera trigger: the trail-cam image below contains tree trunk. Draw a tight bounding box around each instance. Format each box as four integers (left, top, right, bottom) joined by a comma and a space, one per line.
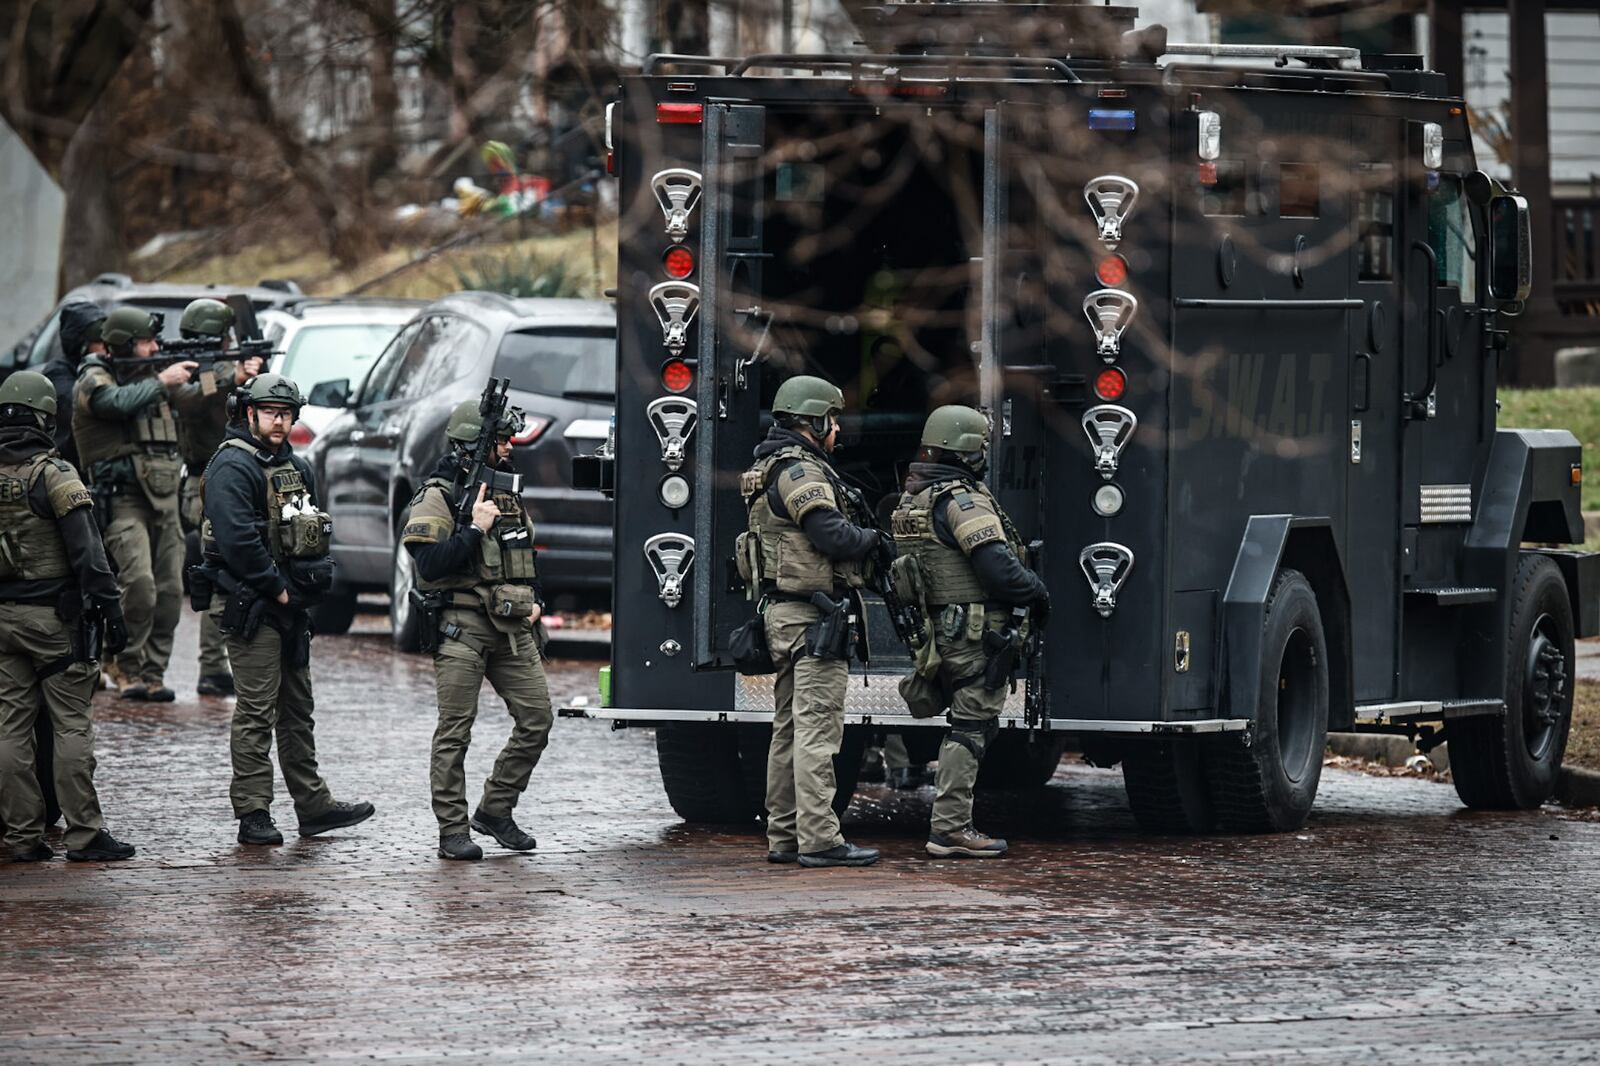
58, 92, 123, 290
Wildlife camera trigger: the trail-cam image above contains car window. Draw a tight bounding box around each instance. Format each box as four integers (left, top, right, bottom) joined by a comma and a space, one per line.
361, 319, 424, 405
281, 322, 409, 395
393, 315, 456, 400
492, 327, 616, 399
1428, 177, 1478, 301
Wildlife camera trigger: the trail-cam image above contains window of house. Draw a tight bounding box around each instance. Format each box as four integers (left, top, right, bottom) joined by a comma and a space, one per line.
1428, 176, 1478, 301
1200, 159, 1247, 216
1357, 164, 1395, 281
1280, 163, 1320, 218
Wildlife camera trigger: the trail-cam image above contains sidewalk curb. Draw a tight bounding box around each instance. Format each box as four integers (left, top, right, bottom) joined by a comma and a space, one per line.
1557, 765, 1600, 808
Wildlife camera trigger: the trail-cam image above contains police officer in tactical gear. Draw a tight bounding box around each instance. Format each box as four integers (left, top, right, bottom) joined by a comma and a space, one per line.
401, 401, 551, 861
200, 373, 374, 846
0, 372, 135, 862
71, 306, 234, 702
42, 300, 106, 469
174, 297, 262, 697
742, 375, 889, 868
892, 405, 1048, 858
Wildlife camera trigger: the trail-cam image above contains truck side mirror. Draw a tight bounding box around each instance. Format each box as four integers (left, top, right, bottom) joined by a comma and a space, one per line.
307, 378, 350, 408
1487, 193, 1532, 307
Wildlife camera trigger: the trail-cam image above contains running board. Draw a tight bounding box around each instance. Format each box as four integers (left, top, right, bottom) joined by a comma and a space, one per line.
1355, 699, 1506, 726
558, 706, 1249, 734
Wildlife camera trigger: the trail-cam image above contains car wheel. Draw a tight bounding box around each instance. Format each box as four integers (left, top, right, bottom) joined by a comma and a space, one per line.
390, 539, 422, 653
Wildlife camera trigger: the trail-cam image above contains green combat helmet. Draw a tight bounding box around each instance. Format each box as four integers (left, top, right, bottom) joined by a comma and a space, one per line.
0, 370, 58, 427
772, 375, 844, 418
921, 405, 989, 473
100, 306, 158, 350
238, 372, 304, 412
446, 399, 483, 443
180, 297, 235, 339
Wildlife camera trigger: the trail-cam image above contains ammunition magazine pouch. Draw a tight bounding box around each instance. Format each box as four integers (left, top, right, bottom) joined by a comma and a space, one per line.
729, 614, 776, 675
488, 583, 537, 620
410, 588, 445, 654
804, 592, 852, 661
131, 452, 180, 500
733, 531, 764, 599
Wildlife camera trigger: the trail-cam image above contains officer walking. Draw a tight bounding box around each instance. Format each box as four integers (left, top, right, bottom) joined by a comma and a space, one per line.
891, 406, 1048, 858
72, 307, 243, 701
41, 301, 106, 469
400, 402, 551, 861
173, 298, 261, 698
200, 373, 373, 846
742, 375, 888, 868
0, 372, 134, 862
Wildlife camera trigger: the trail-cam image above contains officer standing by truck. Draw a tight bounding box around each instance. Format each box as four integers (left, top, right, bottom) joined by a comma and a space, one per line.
891, 405, 1048, 858
0, 372, 134, 862
400, 401, 551, 862
742, 375, 888, 868
173, 298, 261, 698
199, 373, 373, 846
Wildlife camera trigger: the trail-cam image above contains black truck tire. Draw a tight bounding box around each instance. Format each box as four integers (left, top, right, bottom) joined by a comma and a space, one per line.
1451, 554, 1574, 811
389, 540, 422, 653
976, 732, 1069, 790
310, 587, 358, 635
1122, 738, 1216, 833
1208, 568, 1329, 833
657, 722, 761, 825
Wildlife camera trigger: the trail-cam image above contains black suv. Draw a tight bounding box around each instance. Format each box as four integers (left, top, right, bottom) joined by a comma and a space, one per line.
302, 292, 615, 646
2, 274, 307, 384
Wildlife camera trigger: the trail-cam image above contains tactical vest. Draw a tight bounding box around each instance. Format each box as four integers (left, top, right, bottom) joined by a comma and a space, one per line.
740, 445, 863, 595
891, 478, 1026, 606
413, 478, 538, 593
204, 438, 332, 565
73, 358, 180, 472
0, 455, 72, 582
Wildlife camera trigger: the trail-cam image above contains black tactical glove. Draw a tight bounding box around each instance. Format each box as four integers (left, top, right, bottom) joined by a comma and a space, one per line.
102, 611, 129, 657
873, 530, 897, 571
1032, 589, 1051, 630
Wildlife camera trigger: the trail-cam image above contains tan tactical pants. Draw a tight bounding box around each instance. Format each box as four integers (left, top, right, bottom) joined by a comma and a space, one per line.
430, 608, 553, 837
0, 603, 105, 850
929, 629, 1007, 835
104, 492, 182, 684
223, 618, 334, 821
763, 599, 848, 854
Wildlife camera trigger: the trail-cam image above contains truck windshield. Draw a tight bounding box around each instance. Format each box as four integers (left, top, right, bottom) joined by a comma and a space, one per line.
493, 327, 616, 399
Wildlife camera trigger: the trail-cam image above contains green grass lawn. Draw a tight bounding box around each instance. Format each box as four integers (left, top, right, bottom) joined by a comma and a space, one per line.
1499, 386, 1600, 514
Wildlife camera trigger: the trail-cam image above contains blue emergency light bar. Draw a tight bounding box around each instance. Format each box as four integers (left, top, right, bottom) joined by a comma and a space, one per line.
1088, 109, 1137, 131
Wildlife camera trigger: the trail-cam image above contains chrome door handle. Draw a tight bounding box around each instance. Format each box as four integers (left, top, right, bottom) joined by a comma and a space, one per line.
349, 430, 366, 444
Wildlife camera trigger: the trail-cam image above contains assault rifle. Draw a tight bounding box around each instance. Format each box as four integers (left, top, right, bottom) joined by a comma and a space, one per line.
108, 337, 279, 385
834, 476, 922, 649
453, 376, 524, 524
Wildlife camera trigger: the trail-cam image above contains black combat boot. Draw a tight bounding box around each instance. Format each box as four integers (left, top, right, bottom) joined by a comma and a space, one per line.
798, 841, 880, 868
66, 828, 136, 862
298, 800, 376, 837
11, 842, 53, 862
237, 810, 284, 845
196, 674, 236, 697
142, 677, 175, 703
766, 849, 800, 865
438, 833, 483, 861
469, 809, 536, 852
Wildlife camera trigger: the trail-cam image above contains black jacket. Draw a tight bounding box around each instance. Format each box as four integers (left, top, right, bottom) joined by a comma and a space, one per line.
202, 425, 317, 601
903, 461, 1047, 607
406, 455, 485, 583
752, 426, 878, 563
0, 426, 120, 612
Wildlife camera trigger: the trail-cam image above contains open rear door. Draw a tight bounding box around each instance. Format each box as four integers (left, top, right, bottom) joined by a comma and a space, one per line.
692, 103, 771, 668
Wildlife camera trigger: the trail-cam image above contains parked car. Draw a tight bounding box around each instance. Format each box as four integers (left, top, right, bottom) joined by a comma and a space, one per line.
258, 298, 424, 445
2, 274, 307, 384
301, 292, 615, 644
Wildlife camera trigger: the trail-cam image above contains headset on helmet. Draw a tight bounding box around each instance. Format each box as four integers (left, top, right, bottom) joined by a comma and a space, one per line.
227, 372, 304, 421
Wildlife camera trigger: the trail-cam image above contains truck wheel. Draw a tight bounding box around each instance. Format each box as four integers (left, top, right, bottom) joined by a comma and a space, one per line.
657, 722, 761, 825
389, 541, 421, 653
1122, 739, 1215, 833
1208, 568, 1328, 832
1451, 555, 1574, 810
977, 732, 1069, 789
311, 587, 358, 635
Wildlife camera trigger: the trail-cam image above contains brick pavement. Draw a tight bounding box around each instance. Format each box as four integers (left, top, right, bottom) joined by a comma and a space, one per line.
2, 611, 1599, 1063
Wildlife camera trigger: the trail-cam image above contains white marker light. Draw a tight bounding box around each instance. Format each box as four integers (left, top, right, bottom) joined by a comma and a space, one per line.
659, 475, 691, 509
1093, 484, 1125, 516
1422, 122, 1443, 170
1197, 111, 1222, 161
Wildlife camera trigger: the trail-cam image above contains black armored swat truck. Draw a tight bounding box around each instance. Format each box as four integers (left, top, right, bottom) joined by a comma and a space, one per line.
574, 1, 1599, 833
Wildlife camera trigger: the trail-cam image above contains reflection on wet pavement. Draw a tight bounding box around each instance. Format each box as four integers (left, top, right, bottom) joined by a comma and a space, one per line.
3, 612, 1599, 1062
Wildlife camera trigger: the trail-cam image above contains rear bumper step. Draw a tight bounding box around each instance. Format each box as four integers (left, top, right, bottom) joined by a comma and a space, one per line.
558, 706, 1249, 733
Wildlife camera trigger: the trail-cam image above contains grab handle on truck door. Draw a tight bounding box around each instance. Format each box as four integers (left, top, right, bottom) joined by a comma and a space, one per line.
1404, 240, 1439, 420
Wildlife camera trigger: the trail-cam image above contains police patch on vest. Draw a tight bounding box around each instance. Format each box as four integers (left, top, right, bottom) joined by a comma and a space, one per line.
0, 475, 23, 502
786, 483, 828, 510
954, 515, 1004, 551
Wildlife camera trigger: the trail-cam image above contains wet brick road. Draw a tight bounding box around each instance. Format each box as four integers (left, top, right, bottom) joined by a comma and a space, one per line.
4, 610, 1600, 1063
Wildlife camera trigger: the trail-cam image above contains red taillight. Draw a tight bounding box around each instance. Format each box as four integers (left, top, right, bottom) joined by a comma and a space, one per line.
510, 416, 551, 445
656, 103, 704, 125
1094, 367, 1127, 402
662, 359, 693, 394
1197, 161, 1218, 186
1096, 255, 1129, 287
605, 150, 616, 175
289, 423, 315, 448
663, 246, 695, 279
